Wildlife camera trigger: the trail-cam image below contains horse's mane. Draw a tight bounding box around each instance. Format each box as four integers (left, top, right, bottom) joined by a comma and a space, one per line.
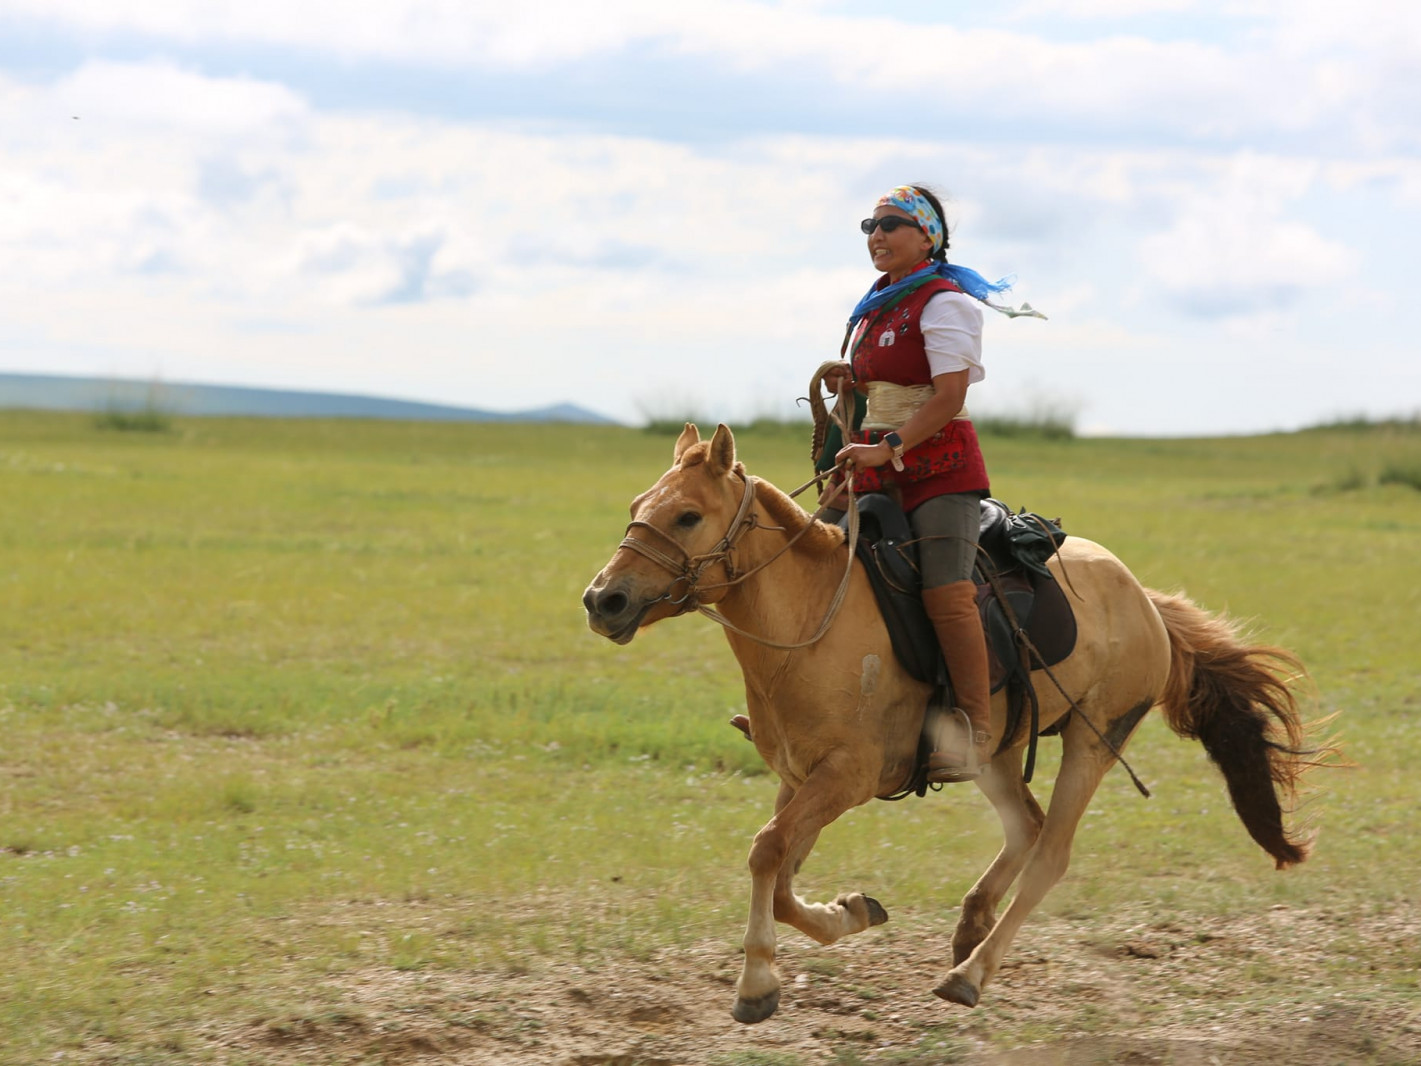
750, 471, 846, 557
674, 443, 844, 557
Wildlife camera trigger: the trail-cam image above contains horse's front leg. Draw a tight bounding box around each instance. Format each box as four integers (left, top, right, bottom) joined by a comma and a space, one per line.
772, 791, 889, 945
735, 767, 871, 1024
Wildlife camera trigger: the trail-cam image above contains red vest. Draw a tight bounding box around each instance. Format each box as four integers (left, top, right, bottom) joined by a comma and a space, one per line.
848, 276, 990, 511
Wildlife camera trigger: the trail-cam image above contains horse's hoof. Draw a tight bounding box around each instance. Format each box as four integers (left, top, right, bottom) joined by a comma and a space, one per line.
731, 988, 780, 1024
863, 895, 889, 927
933, 972, 980, 1008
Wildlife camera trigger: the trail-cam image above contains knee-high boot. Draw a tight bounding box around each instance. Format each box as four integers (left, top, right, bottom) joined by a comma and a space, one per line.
921, 580, 994, 782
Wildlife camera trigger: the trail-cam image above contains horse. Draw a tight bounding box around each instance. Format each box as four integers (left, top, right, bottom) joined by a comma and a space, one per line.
582, 423, 1321, 1024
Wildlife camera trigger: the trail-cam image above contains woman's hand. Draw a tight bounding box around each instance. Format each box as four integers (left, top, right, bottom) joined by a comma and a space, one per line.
821, 363, 854, 396
835, 440, 893, 470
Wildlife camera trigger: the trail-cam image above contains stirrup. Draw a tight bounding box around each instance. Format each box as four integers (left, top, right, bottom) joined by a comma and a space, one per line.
925, 709, 990, 784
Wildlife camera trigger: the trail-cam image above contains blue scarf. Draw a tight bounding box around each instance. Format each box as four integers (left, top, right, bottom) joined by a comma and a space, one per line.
847, 262, 1041, 332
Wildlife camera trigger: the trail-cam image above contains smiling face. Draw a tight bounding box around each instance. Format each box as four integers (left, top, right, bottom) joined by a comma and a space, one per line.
868, 205, 934, 282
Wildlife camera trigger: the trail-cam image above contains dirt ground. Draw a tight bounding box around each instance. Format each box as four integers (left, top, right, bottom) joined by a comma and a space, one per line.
191, 902, 1421, 1066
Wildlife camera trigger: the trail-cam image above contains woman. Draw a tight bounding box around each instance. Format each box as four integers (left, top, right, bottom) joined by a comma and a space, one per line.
823, 184, 1035, 783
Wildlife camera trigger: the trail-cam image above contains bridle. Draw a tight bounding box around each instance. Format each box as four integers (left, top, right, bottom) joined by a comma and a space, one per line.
615, 467, 862, 651
617, 470, 762, 608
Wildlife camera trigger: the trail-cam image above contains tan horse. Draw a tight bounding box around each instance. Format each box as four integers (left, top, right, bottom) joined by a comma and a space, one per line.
583, 423, 1320, 1024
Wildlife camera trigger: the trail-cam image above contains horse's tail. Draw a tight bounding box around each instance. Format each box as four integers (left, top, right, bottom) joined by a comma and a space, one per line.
1147, 589, 1330, 870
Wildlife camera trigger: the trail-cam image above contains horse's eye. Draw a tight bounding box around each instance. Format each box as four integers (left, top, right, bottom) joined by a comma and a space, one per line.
677, 512, 702, 529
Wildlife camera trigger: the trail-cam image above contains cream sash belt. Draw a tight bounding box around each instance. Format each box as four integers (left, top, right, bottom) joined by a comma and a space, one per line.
862, 381, 970, 431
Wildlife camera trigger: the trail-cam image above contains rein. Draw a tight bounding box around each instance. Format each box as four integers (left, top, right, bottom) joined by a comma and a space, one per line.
695, 483, 860, 650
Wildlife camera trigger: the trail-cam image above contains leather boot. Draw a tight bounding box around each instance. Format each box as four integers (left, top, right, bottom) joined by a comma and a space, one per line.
921, 581, 994, 782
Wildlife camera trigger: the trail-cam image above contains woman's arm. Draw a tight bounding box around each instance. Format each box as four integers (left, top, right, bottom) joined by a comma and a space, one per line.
834, 369, 969, 470
893, 369, 968, 450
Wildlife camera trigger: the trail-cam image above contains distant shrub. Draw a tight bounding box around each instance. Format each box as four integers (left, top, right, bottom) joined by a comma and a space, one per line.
643, 415, 813, 437
94, 380, 174, 432
636, 387, 711, 435
94, 408, 173, 433
975, 413, 1076, 440
973, 394, 1078, 440
736, 417, 812, 437
1304, 412, 1421, 433
1379, 462, 1421, 492
1312, 467, 1369, 495
642, 416, 702, 436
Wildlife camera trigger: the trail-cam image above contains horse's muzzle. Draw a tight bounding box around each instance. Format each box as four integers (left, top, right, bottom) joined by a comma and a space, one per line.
582, 577, 647, 645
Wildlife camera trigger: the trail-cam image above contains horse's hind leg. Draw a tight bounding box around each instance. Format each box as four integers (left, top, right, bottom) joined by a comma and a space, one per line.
735, 768, 870, 1025
935, 740, 1111, 1008
953, 752, 1045, 966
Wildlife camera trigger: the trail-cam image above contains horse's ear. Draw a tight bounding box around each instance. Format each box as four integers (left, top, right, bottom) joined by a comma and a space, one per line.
707, 423, 736, 476
673, 423, 700, 463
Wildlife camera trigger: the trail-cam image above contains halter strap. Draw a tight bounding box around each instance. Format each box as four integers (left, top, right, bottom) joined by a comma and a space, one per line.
618, 471, 760, 598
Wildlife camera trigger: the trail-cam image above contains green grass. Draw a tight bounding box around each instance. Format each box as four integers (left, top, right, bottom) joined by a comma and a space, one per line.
2, 410, 1420, 1062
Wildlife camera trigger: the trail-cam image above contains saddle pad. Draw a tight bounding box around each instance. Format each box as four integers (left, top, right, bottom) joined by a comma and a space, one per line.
851, 535, 942, 685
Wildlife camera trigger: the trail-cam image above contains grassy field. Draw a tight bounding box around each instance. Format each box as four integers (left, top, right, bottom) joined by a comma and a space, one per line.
2, 410, 1419, 1064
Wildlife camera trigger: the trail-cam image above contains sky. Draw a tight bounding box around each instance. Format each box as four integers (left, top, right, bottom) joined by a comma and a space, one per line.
1, 1, 1418, 435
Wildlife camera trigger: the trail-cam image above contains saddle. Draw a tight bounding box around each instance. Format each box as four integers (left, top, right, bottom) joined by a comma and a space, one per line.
836, 495, 1076, 793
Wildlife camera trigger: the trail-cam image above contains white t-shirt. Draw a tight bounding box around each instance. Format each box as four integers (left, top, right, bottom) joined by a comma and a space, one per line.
921, 291, 985, 383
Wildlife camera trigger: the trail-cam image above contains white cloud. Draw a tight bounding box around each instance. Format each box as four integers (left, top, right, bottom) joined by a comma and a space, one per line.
51, 60, 307, 138
1137, 153, 1360, 319
1322, 158, 1421, 205
1009, 0, 1202, 14
2, 0, 681, 65
0, 62, 309, 291
10, 0, 1419, 153
2, 21, 1417, 433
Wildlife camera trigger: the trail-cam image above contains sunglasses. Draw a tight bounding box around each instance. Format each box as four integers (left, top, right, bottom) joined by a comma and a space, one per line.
860, 216, 922, 235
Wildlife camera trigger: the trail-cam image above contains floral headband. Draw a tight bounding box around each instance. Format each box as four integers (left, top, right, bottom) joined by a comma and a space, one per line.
876, 185, 944, 254
853, 184, 1046, 323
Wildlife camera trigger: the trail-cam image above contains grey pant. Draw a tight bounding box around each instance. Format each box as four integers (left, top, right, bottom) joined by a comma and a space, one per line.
823, 491, 980, 589
908, 492, 980, 588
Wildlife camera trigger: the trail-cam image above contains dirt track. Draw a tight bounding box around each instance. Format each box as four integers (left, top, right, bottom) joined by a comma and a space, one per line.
205, 903, 1420, 1065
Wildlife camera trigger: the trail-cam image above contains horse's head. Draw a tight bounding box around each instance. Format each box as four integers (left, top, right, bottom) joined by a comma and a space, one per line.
583, 422, 751, 644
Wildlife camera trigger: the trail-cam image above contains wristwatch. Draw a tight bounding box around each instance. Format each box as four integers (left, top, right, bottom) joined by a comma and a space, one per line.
882, 431, 906, 472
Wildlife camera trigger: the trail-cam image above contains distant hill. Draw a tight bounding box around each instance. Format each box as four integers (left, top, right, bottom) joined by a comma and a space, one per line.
0, 373, 618, 425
